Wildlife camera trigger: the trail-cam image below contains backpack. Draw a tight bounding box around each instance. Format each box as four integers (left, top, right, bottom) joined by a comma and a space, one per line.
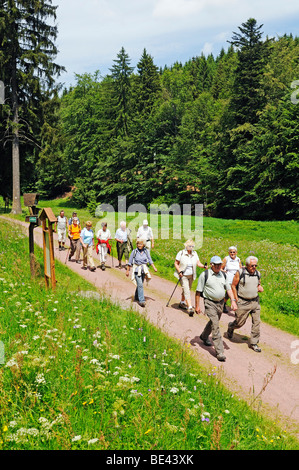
132, 248, 150, 264
238, 267, 260, 289
200, 269, 226, 297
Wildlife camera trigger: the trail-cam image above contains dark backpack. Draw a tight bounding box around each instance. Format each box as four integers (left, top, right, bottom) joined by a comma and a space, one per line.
238, 267, 260, 290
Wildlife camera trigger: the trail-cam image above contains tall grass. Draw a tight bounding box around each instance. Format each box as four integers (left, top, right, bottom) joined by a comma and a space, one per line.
0, 220, 298, 450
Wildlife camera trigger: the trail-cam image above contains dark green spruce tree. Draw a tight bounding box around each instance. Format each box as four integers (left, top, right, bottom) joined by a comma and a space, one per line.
0, 0, 64, 213
213, 18, 271, 218
109, 47, 134, 137
228, 17, 270, 125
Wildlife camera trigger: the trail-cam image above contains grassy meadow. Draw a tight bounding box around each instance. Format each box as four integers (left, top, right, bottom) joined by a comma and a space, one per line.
0, 218, 298, 450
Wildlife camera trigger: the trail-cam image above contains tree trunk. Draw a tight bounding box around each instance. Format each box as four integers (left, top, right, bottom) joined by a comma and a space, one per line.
10, 53, 22, 215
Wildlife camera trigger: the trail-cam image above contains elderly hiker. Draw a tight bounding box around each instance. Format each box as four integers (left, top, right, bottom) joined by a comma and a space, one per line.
68, 211, 80, 226
195, 255, 238, 362
227, 256, 264, 352
80, 221, 96, 272
222, 246, 242, 312
136, 219, 154, 252
96, 222, 111, 270
126, 238, 157, 307
68, 217, 81, 263
115, 221, 130, 269
55, 210, 68, 251
174, 240, 206, 316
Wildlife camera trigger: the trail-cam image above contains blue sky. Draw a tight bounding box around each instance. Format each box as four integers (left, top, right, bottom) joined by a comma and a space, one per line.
55, 0, 299, 88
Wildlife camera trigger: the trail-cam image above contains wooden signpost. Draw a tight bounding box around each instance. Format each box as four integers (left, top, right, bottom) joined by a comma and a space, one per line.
24, 193, 41, 278
24, 194, 57, 289
39, 207, 57, 289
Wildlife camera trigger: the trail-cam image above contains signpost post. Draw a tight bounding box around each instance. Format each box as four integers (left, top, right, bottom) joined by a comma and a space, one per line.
39, 208, 57, 289
24, 193, 41, 278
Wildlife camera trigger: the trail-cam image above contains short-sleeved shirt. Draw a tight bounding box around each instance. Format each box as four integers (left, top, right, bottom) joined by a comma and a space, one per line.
137, 226, 153, 241
196, 269, 231, 302
57, 216, 67, 231
96, 229, 111, 241
69, 224, 81, 240
81, 228, 94, 246
176, 250, 199, 277
128, 248, 153, 273
115, 228, 127, 242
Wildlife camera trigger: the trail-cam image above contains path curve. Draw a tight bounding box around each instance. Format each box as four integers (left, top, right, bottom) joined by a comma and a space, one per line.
3, 216, 299, 438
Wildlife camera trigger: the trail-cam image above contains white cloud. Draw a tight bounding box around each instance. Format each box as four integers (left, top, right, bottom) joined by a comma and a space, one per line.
202, 42, 213, 55
153, 0, 206, 18
54, 0, 299, 87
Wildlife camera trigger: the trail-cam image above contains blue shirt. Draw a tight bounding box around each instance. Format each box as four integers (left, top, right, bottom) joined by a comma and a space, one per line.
128, 248, 153, 272
115, 228, 128, 242
81, 228, 94, 246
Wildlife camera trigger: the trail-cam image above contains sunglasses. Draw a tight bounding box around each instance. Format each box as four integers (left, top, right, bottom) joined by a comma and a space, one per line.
249, 264, 257, 267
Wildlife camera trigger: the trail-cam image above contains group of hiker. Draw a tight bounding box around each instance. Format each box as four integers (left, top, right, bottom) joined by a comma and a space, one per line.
54, 210, 264, 362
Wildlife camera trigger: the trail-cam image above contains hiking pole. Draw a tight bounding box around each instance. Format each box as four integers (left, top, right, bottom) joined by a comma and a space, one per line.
65, 244, 70, 264
166, 275, 181, 307
110, 246, 114, 268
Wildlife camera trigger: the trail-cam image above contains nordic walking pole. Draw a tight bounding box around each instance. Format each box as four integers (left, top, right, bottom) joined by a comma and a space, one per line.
166, 276, 181, 307
65, 244, 70, 264
65, 235, 73, 264
110, 245, 114, 268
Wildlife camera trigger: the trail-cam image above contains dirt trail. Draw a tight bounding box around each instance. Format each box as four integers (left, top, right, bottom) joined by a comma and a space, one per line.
3, 216, 299, 437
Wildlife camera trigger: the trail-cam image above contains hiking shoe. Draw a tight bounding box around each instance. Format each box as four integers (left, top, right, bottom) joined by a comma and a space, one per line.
139, 302, 146, 307
187, 307, 194, 317
82, 266, 87, 270
227, 322, 234, 339
179, 302, 187, 310
68, 256, 72, 261
250, 344, 261, 353
200, 334, 212, 346
101, 263, 105, 271
90, 266, 96, 272
216, 353, 226, 362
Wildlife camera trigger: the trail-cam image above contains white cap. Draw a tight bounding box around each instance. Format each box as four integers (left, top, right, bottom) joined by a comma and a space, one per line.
143, 219, 148, 225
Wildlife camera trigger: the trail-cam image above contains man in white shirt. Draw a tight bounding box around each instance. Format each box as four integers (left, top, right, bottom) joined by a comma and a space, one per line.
136, 220, 154, 252
55, 210, 68, 251
115, 221, 130, 268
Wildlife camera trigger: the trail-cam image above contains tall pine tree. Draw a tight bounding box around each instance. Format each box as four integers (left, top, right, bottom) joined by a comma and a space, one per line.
109, 47, 134, 137
228, 18, 269, 125
0, 0, 64, 213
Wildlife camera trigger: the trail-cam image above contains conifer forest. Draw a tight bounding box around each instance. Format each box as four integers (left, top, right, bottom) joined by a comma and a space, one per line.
0, 6, 298, 221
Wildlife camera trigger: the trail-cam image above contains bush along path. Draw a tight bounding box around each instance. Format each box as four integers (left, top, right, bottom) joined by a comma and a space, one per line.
2, 216, 299, 439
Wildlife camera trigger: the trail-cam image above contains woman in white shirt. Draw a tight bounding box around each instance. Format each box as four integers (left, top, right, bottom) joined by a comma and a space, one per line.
174, 240, 206, 316
96, 222, 111, 270
222, 246, 242, 311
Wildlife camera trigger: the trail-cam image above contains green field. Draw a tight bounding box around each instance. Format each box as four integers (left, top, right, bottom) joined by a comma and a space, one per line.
0, 218, 298, 450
